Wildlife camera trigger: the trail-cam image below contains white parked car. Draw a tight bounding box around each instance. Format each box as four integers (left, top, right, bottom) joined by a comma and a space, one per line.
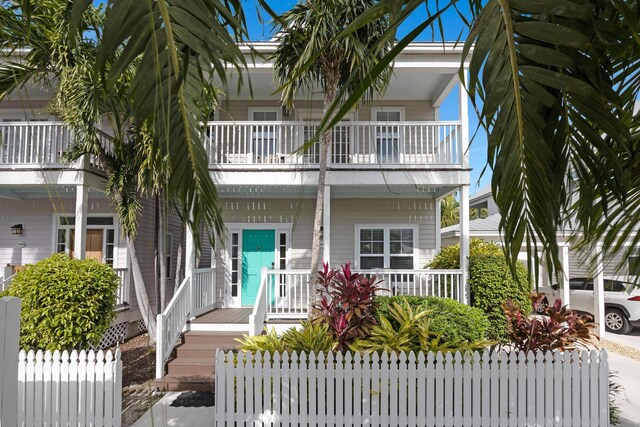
538, 277, 640, 334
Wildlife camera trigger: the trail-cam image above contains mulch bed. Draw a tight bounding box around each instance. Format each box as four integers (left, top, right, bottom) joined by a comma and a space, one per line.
109, 333, 163, 427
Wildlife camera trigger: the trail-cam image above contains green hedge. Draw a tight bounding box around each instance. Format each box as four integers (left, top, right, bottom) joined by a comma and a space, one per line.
469, 255, 531, 339
427, 239, 503, 269
374, 295, 490, 343
1, 253, 120, 350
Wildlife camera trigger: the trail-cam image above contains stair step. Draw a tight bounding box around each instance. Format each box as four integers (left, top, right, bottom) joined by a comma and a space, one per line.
154, 373, 215, 392
183, 331, 244, 346
176, 342, 224, 358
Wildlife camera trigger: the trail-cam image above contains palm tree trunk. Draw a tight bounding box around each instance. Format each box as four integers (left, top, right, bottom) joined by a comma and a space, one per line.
309, 72, 339, 310
126, 236, 157, 344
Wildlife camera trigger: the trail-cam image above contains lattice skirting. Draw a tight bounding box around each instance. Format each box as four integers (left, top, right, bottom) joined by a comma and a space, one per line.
136, 319, 148, 334
93, 322, 128, 349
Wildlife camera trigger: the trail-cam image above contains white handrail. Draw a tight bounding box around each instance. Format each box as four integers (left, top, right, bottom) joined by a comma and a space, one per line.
264, 269, 464, 319
0, 274, 15, 293
191, 267, 216, 317
156, 275, 191, 379
205, 121, 462, 166
112, 268, 130, 306
249, 268, 269, 336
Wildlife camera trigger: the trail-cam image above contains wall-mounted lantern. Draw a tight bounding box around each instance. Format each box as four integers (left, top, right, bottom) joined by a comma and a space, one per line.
11, 224, 23, 235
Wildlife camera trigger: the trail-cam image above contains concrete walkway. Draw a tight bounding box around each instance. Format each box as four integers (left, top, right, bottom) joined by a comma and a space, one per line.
130, 392, 215, 427
609, 352, 640, 427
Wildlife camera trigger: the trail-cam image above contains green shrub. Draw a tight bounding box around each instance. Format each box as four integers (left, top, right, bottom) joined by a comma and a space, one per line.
470, 255, 531, 339
427, 239, 502, 269
1, 253, 120, 350
374, 296, 489, 343
352, 299, 492, 353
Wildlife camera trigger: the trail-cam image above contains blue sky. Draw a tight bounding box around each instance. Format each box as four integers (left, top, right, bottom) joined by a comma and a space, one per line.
243, 1, 490, 194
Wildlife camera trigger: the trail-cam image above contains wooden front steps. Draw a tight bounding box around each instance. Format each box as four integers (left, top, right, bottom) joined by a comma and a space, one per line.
155, 331, 244, 392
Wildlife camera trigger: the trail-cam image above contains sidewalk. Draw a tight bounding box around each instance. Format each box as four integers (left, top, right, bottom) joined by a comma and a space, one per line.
130, 392, 215, 427
609, 351, 640, 427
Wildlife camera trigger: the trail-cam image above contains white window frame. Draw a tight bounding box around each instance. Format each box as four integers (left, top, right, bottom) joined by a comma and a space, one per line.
224, 223, 292, 308
248, 107, 281, 122
354, 224, 418, 270
371, 107, 405, 164
51, 213, 119, 266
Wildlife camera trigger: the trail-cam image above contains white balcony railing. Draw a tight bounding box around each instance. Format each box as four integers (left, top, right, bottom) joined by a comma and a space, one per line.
0, 122, 72, 166
205, 121, 462, 167
0, 122, 114, 170
262, 269, 463, 320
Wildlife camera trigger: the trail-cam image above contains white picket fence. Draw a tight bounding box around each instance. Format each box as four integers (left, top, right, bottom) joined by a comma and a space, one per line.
16, 349, 122, 427
215, 349, 609, 426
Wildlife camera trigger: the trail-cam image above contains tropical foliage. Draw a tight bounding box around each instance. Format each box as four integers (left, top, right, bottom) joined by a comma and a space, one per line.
427, 238, 503, 269
374, 295, 490, 343
236, 321, 337, 354
1, 254, 120, 350
311, 263, 384, 352
503, 294, 595, 352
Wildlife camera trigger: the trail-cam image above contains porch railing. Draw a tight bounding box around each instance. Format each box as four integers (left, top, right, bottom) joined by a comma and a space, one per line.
113, 268, 130, 307
0, 274, 15, 293
262, 269, 463, 320
0, 122, 72, 166
205, 121, 462, 167
155, 268, 217, 378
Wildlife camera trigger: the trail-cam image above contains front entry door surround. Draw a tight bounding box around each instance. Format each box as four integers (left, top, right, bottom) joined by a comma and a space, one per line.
241, 229, 275, 306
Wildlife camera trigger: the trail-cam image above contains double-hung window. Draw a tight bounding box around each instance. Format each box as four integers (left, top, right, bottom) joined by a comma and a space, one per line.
357, 226, 416, 270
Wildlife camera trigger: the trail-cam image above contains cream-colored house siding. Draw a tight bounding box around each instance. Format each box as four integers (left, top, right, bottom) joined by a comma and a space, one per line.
214, 197, 316, 287
330, 198, 437, 268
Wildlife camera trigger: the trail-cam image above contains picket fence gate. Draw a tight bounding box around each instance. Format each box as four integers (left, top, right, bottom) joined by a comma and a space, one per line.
17, 349, 122, 427
215, 349, 609, 426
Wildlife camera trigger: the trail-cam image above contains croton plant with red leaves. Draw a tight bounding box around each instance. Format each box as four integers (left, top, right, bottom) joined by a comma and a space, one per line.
503, 293, 596, 353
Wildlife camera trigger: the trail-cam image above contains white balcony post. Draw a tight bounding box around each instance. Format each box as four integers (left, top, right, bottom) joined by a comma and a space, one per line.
459, 69, 470, 168
74, 184, 88, 260
459, 185, 470, 304
594, 243, 606, 338
435, 198, 442, 253
323, 185, 331, 265
185, 224, 196, 279
560, 244, 571, 307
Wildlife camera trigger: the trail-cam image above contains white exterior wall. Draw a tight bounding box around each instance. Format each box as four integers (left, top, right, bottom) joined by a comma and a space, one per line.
331, 198, 437, 268
0, 196, 126, 268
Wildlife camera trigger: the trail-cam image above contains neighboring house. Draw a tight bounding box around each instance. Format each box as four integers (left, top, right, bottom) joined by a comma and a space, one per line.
441, 188, 639, 336
0, 74, 188, 346
468, 183, 498, 216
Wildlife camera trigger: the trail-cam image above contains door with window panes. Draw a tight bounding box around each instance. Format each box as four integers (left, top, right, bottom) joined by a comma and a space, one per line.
57, 216, 116, 265
251, 111, 279, 163
374, 110, 402, 164
359, 226, 415, 294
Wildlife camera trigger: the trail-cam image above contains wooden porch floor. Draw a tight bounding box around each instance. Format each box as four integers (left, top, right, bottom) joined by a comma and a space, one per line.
191, 308, 252, 324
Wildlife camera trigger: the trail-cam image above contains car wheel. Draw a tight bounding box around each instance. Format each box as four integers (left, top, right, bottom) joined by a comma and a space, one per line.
605, 309, 631, 334
534, 297, 549, 315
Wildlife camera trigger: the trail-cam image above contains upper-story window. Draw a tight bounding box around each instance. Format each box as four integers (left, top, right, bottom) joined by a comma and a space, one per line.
250, 109, 280, 163
373, 108, 403, 163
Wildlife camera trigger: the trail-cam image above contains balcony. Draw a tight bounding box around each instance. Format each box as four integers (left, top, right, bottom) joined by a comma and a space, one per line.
0, 122, 112, 171
205, 121, 462, 169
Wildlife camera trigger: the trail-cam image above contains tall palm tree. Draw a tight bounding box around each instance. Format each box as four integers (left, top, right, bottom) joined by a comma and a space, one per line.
270, 0, 392, 295
0, 1, 225, 340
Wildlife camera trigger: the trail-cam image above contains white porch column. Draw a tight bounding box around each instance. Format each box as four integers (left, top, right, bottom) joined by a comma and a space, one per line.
459, 69, 470, 169
74, 184, 88, 259
560, 244, 571, 306
594, 243, 606, 338
185, 224, 196, 279
322, 185, 331, 264
459, 185, 470, 304
435, 198, 442, 253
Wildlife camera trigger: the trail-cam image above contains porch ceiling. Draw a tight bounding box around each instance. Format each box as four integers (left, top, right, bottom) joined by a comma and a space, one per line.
216, 184, 456, 198
0, 185, 104, 200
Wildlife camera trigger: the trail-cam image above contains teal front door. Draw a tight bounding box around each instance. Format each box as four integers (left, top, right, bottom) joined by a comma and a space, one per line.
241, 230, 275, 306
